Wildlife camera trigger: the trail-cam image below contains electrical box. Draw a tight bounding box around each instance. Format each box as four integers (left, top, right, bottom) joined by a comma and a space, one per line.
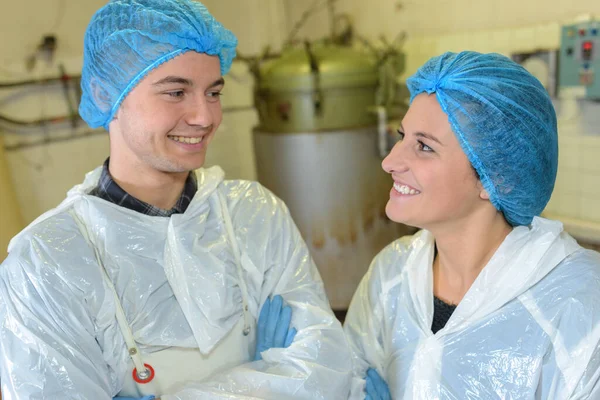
559, 21, 600, 99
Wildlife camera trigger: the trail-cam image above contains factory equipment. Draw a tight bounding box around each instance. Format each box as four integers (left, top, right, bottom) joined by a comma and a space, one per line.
251, 36, 411, 310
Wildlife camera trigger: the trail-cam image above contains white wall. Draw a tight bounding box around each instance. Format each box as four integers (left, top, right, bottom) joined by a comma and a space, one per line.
0, 136, 24, 261
284, 0, 600, 40
0, 0, 110, 256
1, 0, 599, 250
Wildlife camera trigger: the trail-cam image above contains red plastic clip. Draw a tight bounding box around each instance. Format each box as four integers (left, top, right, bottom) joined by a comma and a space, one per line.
132, 363, 155, 384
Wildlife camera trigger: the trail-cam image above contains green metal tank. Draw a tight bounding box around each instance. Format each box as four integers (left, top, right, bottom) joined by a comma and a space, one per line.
254, 43, 380, 133
252, 42, 412, 310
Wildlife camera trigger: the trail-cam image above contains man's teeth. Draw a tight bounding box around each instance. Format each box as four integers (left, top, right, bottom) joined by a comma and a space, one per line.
393, 183, 420, 195
168, 135, 203, 144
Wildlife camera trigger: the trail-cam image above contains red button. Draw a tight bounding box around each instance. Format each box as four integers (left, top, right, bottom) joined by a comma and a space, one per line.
580, 29, 586, 36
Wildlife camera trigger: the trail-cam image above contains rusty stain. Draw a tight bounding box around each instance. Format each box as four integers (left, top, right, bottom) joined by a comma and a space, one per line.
276, 101, 291, 121
333, 213, 354, 247
364, 213, 374, 231
312, 226, 326, 249
363, 204, 375, 231
334, 231, 348, 247
349, 226, 357, 243
348, 216, 358, 244
310, 222, 411, 309
312, 237, 325, 249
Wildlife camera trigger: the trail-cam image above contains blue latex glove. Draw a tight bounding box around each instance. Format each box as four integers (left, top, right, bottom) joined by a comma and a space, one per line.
254, 295, 297, 361
365, 368, 391, 400
113, 396, 155, 400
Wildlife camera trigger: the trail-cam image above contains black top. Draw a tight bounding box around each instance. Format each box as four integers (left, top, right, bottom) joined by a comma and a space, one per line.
89, 158, 197, 217
431, 296, 457, 334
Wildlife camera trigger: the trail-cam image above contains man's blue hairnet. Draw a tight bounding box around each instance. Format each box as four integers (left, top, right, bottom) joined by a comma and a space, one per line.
79, 0, 238, 130
406, 51, 558, 226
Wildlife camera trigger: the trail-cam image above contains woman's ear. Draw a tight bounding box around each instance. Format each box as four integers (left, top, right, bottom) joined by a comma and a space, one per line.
480, 187, 490, 200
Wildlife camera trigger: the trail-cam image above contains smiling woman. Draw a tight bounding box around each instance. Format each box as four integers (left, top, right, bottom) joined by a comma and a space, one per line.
344, 51, 600, 400
382, 94, 488, 231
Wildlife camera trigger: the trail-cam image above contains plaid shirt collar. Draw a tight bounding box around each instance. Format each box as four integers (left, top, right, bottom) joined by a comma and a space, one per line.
89, 158, 198, 217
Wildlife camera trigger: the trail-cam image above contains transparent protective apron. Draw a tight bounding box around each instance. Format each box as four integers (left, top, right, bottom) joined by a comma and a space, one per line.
94, 192, 255, 397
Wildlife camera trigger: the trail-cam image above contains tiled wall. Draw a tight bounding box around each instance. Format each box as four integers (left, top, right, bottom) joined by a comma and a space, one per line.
549, 102, 600, 223
399, 23, 565, 81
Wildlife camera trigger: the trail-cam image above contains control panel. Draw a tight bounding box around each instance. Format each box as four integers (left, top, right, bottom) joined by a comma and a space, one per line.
559, 21, 600, 99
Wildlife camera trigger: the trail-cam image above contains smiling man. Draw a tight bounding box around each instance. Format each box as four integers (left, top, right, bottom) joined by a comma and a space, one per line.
91, 53, 226, 213
0, 1, 352, 399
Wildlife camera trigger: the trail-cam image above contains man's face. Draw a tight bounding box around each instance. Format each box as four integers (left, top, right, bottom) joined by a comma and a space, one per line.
110, 51, 224, 174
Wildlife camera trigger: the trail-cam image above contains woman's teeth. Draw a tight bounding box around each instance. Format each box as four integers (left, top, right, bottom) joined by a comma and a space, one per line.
168, 135, 203, 144
393, 183, 420, 195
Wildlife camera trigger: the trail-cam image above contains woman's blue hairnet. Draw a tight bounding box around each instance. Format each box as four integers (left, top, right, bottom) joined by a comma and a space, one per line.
79, 0, 238, 130
406, 51, 558, 226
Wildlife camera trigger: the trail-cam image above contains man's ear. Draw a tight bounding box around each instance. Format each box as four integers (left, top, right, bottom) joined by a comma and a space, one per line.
90, 77, 113, 114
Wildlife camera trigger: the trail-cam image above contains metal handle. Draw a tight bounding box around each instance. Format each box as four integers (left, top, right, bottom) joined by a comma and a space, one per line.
304, 41, 324, 116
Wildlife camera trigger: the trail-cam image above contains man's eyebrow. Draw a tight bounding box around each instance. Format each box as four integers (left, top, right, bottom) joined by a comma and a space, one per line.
208, 77, 225, 88
152, 76, 194, 86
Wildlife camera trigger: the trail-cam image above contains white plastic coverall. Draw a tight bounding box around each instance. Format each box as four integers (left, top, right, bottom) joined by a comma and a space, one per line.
344, 217, 600, 399
0, 165, 353, 399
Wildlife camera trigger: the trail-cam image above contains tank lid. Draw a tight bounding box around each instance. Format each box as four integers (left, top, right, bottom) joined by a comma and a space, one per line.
258, 44, 378, 91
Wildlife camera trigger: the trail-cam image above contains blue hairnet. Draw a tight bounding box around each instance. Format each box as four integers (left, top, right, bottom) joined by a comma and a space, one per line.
406, 51, 558, 226
79, 0, 238, 130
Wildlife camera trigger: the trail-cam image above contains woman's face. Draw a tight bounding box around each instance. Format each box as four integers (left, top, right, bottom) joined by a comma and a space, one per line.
382, 93, 491, 231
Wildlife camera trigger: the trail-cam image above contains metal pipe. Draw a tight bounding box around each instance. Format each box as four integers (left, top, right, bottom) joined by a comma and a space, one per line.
2, 105, 256, 151
59, 64, 78, 128
0, 105, 254, 130
0, 113, 78, 127
3, 129, 104, 151
0, 74, 81, 89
